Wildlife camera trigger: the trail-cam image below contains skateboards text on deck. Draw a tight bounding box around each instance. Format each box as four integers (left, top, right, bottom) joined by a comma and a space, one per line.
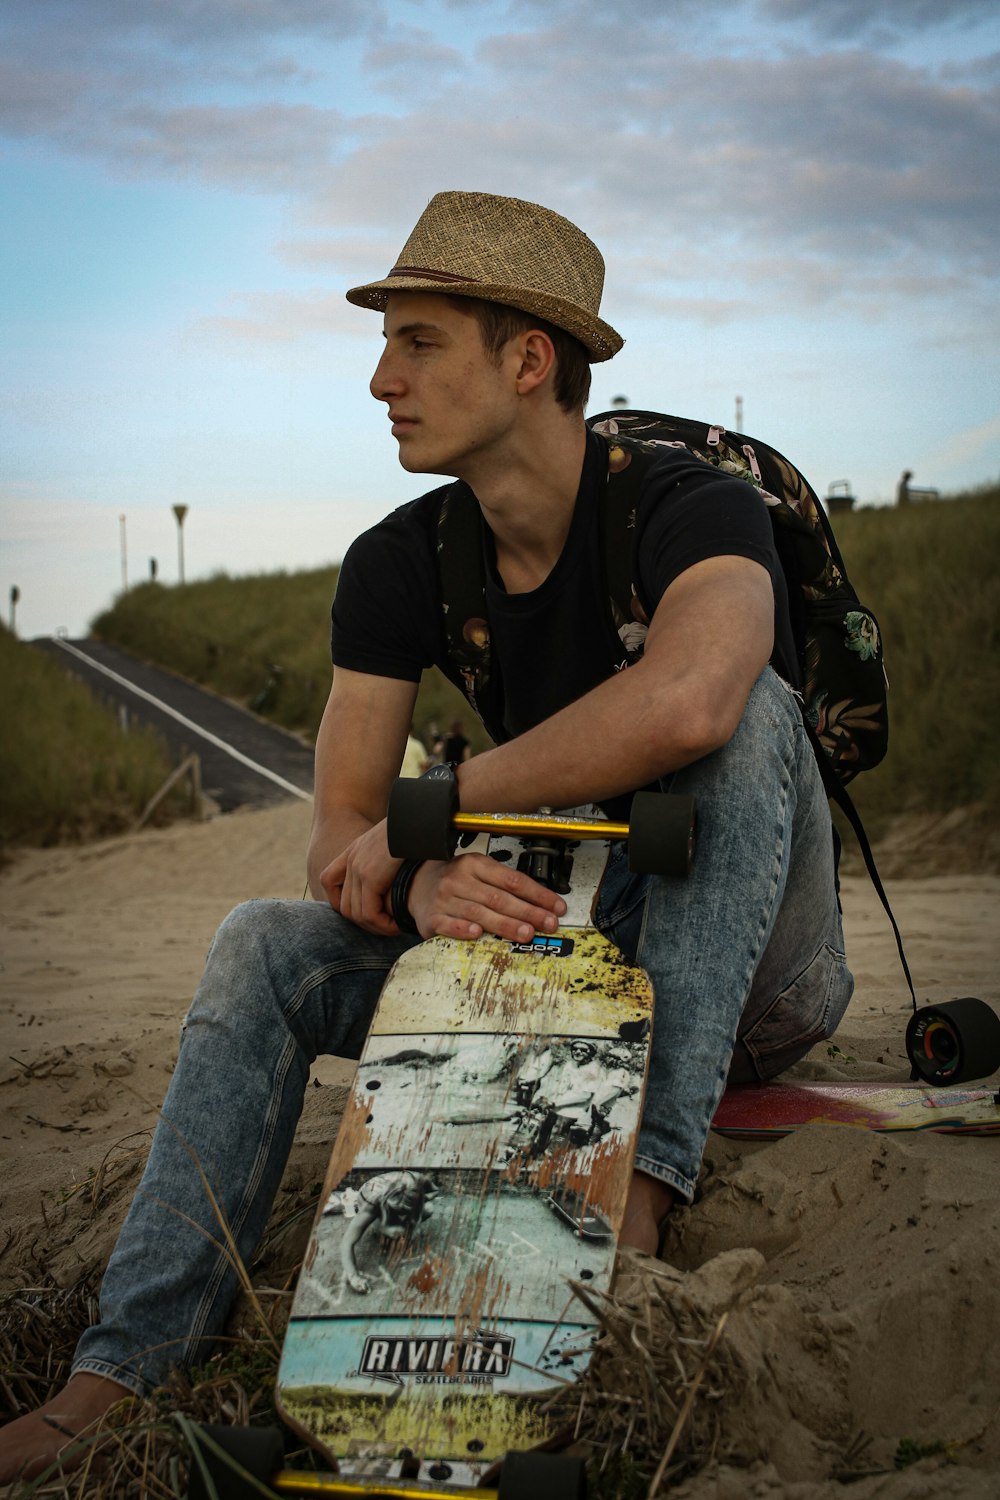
270, 791, 695, 1496
713, 1078, 1000, 1139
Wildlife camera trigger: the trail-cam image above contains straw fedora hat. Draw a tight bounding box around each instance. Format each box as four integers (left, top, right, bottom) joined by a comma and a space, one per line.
346, 191, 623, 361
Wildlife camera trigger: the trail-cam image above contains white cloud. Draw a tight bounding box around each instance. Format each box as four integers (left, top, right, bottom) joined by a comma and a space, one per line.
2, 0, 996, 295
923, 412, 1000, 473
363, 25, 468, 92
116, 103, 354, 192
1, 0, 998, 615
762, 0, 999, 42
191, 289, 370, 345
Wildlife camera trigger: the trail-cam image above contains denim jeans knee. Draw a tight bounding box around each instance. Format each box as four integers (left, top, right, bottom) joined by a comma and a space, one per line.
72, 898, 413, 1395
734, 941, 854, 1080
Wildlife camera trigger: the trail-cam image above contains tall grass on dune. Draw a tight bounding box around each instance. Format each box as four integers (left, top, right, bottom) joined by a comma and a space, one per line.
93, 570, 340, 738
91, 488, 1000, 830
0, 628, 190, 848
831, 487, 1000, 836
93, 570, 491, 753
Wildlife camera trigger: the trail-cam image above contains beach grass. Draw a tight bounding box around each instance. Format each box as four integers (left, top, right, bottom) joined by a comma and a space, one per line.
0, 627, 193, 850
89, 488, 1000, 835
0, 1230, 732, 1498
91, 569, 487, 757
829, 485, 1000, 838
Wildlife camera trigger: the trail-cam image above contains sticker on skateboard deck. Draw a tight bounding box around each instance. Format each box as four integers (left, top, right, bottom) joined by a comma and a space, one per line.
712, 1079, 1000, 1138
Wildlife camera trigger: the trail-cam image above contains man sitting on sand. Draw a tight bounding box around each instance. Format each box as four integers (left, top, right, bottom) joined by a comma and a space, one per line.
0, 190, 853, 1481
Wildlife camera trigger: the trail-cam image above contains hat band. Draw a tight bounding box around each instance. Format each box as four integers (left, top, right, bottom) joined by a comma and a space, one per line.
390, 264, 474, 283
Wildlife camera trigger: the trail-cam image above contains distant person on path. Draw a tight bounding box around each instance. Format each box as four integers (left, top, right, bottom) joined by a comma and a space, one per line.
896, 470, 912, 506
0, 190, 851, 1481
442, 718, 472, 764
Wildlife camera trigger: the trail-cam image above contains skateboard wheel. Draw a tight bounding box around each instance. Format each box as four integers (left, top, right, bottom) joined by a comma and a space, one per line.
498, 1450, 587, 1499
187, 1422, 282, 1499
387, 774, 459, 863
626, 791, 696, 876
906, 997, 1000, 1085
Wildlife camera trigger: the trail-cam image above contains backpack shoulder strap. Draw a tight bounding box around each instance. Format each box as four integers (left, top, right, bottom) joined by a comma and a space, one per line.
595, 429, 653, 650
435, 481, 496, 732
590, 419, 716, 657
810, 724, 917, 1012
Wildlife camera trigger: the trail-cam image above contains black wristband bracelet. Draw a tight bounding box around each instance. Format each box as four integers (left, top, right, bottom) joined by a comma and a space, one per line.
390, 859, 423, 936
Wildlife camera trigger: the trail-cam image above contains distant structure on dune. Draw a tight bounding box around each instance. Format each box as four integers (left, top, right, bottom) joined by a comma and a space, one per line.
896, 470, 940, 505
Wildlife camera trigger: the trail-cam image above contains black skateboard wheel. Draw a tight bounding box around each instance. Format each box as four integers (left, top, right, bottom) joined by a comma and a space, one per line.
627, 791, 696, 876
387, 774, 459, 863
187, 1422, 282, 1500
906, 996, 1000, 1085
498, 1449, 588, 1498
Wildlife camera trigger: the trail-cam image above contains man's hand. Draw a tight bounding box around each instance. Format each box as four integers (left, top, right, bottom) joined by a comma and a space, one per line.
408, 853, 566, 943
320, 820, 400, 935
321, 820, 567, 943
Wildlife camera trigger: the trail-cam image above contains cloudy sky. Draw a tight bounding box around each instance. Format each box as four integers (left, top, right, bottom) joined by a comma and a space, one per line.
2, 0, 998, 640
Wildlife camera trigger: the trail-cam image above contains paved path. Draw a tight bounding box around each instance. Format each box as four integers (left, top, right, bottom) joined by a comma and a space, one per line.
33, 637, 315, 813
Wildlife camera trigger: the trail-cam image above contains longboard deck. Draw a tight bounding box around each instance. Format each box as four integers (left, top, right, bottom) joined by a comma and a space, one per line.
712, 1080, 1000, 1138
276, 836, 652, 1485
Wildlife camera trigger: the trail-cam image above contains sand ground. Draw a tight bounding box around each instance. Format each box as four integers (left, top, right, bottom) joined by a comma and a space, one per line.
1, 801, 998, 1496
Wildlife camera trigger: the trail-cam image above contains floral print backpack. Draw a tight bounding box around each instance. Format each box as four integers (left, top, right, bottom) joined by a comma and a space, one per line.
438, 407, 888, 788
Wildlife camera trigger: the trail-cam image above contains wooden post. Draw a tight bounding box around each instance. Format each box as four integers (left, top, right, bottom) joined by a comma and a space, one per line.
133, 752, 203, 831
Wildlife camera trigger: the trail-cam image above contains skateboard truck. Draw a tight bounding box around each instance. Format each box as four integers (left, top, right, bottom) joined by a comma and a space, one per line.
517, 831, 574, 892
388, 782, 697, 878
514, 808, 574, 892
187, 1424, 588, 1498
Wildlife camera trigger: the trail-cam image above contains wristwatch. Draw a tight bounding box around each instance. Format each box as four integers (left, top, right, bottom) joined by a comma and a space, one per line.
423, 760, 459, 781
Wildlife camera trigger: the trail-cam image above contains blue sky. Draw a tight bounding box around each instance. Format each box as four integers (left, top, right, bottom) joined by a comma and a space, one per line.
1, 0, 998, 640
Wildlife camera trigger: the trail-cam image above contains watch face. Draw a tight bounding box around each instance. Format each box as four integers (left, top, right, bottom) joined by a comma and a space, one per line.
424, 764, 454, 780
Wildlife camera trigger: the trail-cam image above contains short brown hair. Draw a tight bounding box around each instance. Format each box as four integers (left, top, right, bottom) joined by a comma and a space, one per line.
451, 297, 592, 413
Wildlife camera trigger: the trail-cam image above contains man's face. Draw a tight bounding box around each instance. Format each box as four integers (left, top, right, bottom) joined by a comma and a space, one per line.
370, 292, 520, 480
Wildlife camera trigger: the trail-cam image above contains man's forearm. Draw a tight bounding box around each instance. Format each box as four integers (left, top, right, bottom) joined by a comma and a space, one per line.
456, 655, 731, 814
457, 560, 771, 814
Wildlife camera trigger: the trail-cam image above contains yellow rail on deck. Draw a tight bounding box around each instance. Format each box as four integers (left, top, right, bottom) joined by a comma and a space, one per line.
452, 811, 626, 841
273, 1470, 492, 1497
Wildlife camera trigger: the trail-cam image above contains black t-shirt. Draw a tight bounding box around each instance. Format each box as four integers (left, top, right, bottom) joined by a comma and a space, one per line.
331, 430, 798, 750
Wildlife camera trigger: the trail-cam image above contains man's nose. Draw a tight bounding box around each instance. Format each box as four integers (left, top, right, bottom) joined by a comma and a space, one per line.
370, 348, 403, 402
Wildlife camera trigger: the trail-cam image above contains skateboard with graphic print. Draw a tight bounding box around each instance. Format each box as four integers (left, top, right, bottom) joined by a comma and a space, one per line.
712, 1078, 1000, 1138
188, 788, 694, 1500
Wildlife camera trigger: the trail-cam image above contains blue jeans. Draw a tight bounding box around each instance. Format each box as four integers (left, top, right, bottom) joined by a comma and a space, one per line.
595, 667, 853, 1200
73, 668, 851, 1396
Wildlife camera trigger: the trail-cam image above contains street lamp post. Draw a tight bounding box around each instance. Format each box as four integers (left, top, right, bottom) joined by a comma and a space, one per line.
172, 505, 189, 584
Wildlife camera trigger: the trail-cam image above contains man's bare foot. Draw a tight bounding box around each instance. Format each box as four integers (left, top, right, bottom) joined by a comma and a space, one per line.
619, 1169, 674, 1255
0, 1372, 132, 1484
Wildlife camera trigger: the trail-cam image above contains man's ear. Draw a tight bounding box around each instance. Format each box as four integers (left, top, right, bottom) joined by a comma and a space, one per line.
513, 329, 557, 396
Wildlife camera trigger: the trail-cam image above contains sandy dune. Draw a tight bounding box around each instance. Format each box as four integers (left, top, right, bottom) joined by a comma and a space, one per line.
1, 802, 997, 1494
